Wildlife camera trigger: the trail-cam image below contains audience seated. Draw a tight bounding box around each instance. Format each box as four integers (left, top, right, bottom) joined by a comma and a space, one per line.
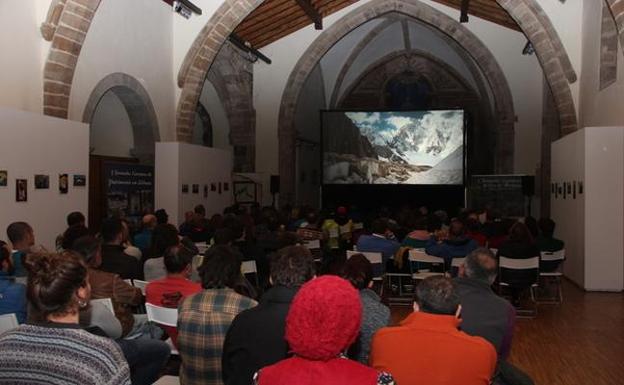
401, 216, 430, 249
121, 219, 142, 260
100, 218, 143, 280
466, 215, 488, 247
145, 244, 201, 345
254, 276, 395, 385
71, 236, 156, 339
134, 214, 157, 256
179, 205, 211, 242
536, 218, 565, 272
144, 223, 180, 281
155, 208, 169, 225
6, 221, 36, 277
0, 240, 26, 323
456, 248, 534, 385
222, 245, 315, 385
425, 219, 478, 265
341, 253, 391, 364
370, 276, 496, 385
0, 252, 131, 384
177, 245, 258, 385
61, 223, 89, 251
57, 211, 87, 250
497, 222, 540, 306
356, 219, 401, 268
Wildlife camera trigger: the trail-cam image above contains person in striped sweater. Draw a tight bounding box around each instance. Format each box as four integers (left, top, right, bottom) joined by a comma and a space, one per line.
0, 251, 131, 385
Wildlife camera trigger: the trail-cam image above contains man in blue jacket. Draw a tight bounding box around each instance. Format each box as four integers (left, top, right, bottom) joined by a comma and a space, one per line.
426, 219, 477, 265
0, 241, 27, 323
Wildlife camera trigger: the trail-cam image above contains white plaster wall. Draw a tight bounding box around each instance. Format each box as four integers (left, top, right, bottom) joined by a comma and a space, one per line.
579, 0, 624, 127
0, 107, 89, 250
253, 0, 374, 175
198, 81, 231, 150
421, 0, 544, 175
0, 0, 52, 113
70, 0, 175, 141
155, 142, 233, 226
551, 129, 585, 288
90, 91, 134, 158
583, 127, 624, 291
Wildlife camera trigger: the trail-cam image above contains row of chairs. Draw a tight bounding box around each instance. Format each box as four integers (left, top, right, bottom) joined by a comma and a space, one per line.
346, 248, 566, 310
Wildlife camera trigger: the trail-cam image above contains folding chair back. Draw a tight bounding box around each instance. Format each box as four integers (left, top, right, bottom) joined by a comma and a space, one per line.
146, 303, 178, 328
133, 279, 149, 295
347, 250, 384, 279
90, 298, 114, 315
0, 313, 19, 334
408, 249, 445, 280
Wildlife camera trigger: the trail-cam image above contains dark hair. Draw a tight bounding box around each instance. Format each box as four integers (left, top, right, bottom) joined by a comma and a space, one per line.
414, 276, 459, 315
508, 222, 533, 244
524, 216, 539, 239
194, 204, 206, 216
70, 236, 100, 265
225, 218, 245, 241
538, 218, 556, 238
270, 246, 315, 288
277, 232, 300, 249
214, 228, 233, 245
164, 245, 194, 274
371, 219, 387, 235
464, 248, 497, 284
449, 219, 465, 237
198, 245, 241, 289
67, 211, 85, 227
342, 253, 373, 290
148, 224, 180, 258
61, 225, 89, 251
100, 218, 123, 243
24, 252, 88, 321
154, 209, 169, 225
6, 222, 32, 244
412, 216, 428, 231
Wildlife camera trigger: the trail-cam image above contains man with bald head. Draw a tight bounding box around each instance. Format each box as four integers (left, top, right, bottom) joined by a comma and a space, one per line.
134, 214, 157, 256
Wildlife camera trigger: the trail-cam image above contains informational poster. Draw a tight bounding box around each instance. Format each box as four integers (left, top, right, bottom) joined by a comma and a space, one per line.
469, 175, 528, 217
103, 163, 154, 221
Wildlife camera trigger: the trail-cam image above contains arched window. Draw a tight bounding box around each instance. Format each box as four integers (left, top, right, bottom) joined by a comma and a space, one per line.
384, 73, 432, 110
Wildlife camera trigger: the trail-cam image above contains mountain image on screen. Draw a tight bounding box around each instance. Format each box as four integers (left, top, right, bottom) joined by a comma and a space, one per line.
322, 110, 464, 185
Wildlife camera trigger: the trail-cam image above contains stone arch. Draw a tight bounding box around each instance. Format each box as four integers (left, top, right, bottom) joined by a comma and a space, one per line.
495, 0, 577, 135
176, 0, 263, 141
82, 73, 160, 162
278, 0, 517, 203
42, 0, 103, 119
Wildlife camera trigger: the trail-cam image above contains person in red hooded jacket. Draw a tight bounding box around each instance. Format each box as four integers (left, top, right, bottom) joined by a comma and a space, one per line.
253, 275, 395, 385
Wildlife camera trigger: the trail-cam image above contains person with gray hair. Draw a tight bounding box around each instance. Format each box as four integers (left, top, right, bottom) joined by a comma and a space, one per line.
456, 248, 534, 385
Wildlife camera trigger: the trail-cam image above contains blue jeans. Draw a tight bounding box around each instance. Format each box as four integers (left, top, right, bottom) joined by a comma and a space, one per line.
116, 339, 171, 385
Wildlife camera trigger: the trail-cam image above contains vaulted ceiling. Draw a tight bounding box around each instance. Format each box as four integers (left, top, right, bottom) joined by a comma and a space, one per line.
234, 0, 521, 49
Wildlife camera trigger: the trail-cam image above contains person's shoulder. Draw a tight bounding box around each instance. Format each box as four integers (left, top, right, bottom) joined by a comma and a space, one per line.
373, 324, 409, 340
454, 329, 498, 355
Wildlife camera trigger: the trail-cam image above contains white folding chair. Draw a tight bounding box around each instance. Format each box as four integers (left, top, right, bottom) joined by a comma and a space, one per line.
539, 249, 565, 304
90, 298, 114, 315
408, 249, 445, 280
241, 260, 259, 287
498, 256, 540, 317
0, 313, 19, 334
303, 239, 321, 250
195, 243, 210, 255
489, 248, 498, 256
153, 376, 180, 385
123, 279, 133, 286
146, 303, 179, 355
132, 279, 149, 295
450, 257, 466, 277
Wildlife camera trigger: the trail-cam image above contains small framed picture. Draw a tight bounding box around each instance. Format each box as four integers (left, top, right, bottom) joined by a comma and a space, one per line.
0, 170, 7, 187
34, 174, 49, 189
59, 174, 68, 194
192, 184, 199, 194
578, 181, 584, 194
573, 181, 577, 199
211, 183, 216, 192
224, 182, 229, 192
182, 184, 189, 194
567, 182, 571, 194
16, 179, 27, 202
73, 174, 86, 187
203, 184, 208, 198
218, 182, 222, 194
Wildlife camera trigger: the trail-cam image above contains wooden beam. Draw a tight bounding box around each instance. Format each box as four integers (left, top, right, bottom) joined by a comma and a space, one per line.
295, 0, 322, 29
460, 0, 470, 23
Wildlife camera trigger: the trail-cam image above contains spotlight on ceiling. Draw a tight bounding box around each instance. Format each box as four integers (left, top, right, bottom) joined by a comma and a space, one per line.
522, 41, 535, 55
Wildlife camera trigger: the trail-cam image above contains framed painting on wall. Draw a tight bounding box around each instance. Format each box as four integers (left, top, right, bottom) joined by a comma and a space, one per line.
0, 170, 7, 187
16, 179, 27, 202
233, 181, 257, 204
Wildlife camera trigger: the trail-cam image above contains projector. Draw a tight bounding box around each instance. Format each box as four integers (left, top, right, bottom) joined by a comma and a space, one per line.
174, 1, 193, 19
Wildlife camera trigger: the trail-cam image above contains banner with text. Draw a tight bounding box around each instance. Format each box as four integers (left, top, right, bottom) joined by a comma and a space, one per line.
103, 163, 154, 221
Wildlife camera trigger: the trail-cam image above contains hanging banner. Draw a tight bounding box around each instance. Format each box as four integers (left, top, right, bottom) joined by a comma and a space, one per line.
103, 162, 154, 221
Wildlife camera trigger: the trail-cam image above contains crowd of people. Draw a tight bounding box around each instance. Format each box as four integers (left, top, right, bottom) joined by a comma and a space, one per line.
0, 203, 565, 385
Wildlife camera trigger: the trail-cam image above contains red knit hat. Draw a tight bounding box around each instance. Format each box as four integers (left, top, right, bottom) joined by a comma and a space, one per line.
285, 275, 362, 361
